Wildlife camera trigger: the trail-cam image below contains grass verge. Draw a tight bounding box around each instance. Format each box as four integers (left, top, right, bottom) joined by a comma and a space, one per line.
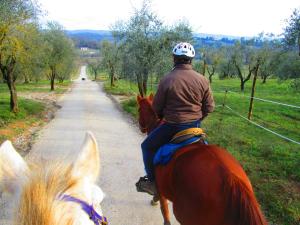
0, 80, 72, 150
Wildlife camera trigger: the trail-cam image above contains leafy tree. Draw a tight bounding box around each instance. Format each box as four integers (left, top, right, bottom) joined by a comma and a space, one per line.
198, 48, 208, 76
13, 24, 48, 83
56, 50, 76, 83
198, 47, 221, 82
112, 1, 193, 96
43, 22, 75, 90
217, 46, 235, 79
112, 0, 163, 96
231, 41, 261, 91
274, 51, 300, 79
283, 8, 300, 56
88, 58, 102, 81
0, 0, 39, 112
152, 21, 193, 82
100, 40, 120, 86
206, 49, 222, 83
257, 36, 281, 83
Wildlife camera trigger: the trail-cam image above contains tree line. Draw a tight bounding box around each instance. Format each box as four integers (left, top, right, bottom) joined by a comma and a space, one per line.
88, 1, 300, 95
0, 0, 77, 113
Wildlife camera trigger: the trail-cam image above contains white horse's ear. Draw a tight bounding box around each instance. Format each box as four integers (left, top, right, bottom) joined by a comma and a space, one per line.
0, 141, 28, 194
72, 132, 100, 183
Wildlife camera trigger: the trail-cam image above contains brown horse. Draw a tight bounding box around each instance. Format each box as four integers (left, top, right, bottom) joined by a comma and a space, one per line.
137, 94, 268, 225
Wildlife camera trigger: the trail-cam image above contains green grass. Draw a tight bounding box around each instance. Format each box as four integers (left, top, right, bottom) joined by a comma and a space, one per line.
103, 79, 139, 95
0, 80, 72, 143
121, 97, 138, 118
0, 93, 45, 143
104, 76, 300, 225
0, 80, 71, 94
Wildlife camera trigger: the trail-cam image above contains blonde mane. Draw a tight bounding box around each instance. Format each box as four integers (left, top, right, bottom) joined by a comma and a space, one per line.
16, 162, 77, 225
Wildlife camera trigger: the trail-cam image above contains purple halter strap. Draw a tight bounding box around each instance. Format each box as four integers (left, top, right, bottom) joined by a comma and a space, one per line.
60, 194, 108, 225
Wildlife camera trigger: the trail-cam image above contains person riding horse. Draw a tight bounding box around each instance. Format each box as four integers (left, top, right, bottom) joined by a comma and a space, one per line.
137, 42, 215, 195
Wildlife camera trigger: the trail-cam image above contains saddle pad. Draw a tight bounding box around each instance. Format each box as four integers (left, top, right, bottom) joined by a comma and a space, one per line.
153, 136, 201, 165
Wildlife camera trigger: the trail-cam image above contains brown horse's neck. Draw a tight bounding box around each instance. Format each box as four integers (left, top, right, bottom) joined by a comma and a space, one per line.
145, 102, 161, 134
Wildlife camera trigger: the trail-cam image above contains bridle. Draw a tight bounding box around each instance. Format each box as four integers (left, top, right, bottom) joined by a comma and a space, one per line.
60, 194, 108, 225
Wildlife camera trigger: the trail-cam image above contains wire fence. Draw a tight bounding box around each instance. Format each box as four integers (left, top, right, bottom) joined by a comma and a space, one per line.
226, 90, 300, 109
215, 90, 300, 146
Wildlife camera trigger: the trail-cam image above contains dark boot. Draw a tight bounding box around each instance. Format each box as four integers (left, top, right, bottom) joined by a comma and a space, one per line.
136, 176, 157, 196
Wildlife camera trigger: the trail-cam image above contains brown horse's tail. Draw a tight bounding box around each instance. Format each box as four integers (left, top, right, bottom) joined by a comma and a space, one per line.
223, 171, 268, 225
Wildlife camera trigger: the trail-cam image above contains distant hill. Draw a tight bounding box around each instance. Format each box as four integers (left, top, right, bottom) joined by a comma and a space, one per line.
66, 30, 114, 49
66, 29, 252, 49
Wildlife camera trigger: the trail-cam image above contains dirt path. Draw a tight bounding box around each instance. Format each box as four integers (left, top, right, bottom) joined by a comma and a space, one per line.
0, 66, 178, 225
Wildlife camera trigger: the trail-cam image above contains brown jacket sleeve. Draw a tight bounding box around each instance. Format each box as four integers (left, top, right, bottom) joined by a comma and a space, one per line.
201, 85, 215, 119
153, 79, 166, 119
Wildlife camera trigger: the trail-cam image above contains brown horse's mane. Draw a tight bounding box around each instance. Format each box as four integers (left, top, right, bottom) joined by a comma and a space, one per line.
17, 162, 77, 225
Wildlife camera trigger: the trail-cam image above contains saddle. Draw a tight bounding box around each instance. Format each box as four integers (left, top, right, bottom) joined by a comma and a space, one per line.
153, 128, 207, 166
170, 128, 206, 144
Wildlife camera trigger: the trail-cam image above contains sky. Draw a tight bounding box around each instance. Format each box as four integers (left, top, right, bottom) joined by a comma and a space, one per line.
38, 0, 300, 37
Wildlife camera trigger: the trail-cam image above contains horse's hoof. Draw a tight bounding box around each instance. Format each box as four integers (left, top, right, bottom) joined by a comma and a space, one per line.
164, 222, 171, 225
150, 199, 159, 206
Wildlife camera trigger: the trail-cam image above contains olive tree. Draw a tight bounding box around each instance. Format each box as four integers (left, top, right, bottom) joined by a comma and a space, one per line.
43, 22, 75, 90
111, 0, 193, 96
100, 40, 120, 86
231, 41, 262, 91
0, 0, 39, 112
283, 8, 300, 56
87, 58, 102, 81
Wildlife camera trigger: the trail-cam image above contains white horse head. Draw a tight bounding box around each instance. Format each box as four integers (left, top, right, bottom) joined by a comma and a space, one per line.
0, 132, 106, 225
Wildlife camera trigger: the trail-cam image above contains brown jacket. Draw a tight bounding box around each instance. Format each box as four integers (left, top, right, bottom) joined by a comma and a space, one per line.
153, 64, 215, 123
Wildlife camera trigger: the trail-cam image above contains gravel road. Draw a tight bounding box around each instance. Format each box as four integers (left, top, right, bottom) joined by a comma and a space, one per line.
0, 66, 178, 225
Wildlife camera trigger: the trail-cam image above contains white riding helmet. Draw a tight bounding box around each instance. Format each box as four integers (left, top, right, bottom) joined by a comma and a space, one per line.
172, 42, 195, 58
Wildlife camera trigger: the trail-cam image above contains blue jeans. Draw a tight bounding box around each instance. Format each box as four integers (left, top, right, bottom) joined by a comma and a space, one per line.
141, 120, 201, 181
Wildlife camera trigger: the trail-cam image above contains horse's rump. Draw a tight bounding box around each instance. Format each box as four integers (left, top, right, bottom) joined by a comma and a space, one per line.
155, 143, 267, 225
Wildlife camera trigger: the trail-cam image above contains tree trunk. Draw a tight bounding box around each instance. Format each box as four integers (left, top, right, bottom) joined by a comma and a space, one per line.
202, 59, 207, 76
240, 80, 245, 91
142, 71, 148, 96
142, 80, 147, 96
262, 76, 267, 84
110, 73, 114, 87
24, 74, 30, 83
50, 78, 55, 91
234, 61, 253, 91
0, 56, 18, 112
298, 33, 300, 56
50, 67, 56, 91
6, 71, 18, 113
109, 61, 115, 87
136, 74, 144, 97
208, 66, 215, 83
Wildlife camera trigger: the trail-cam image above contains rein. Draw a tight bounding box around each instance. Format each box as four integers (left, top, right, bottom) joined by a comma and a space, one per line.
60, 194, 108, 225
140, 118, 161, 134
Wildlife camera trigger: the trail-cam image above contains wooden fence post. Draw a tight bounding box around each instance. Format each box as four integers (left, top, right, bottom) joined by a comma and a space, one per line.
248, 61, 261, 120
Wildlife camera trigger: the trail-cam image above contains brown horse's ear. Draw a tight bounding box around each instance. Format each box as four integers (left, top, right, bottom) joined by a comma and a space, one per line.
149, 93, 154, 101
137, 95, 142, 102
